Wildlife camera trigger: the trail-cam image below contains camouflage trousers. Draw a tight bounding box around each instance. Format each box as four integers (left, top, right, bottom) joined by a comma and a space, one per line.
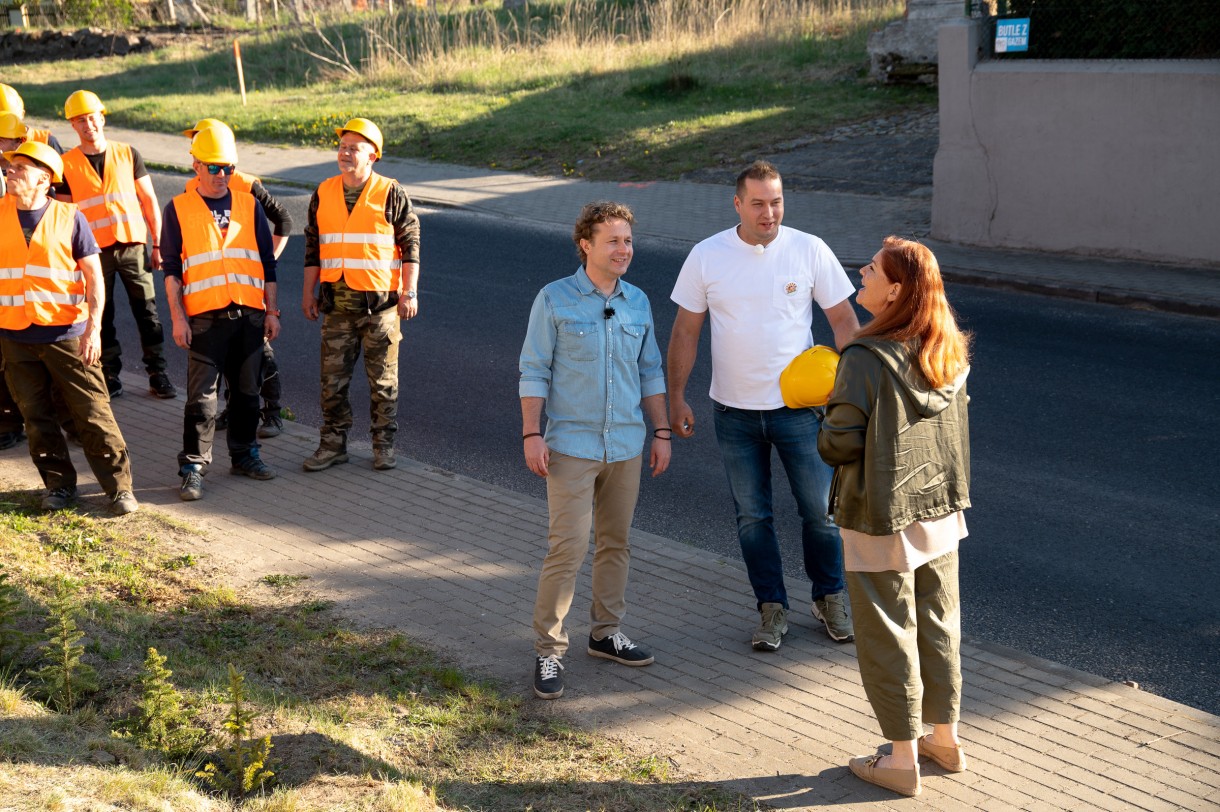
319, 309, 401, 451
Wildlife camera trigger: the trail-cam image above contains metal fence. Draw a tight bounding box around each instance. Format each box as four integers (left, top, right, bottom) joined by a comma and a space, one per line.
969, 0, 1220, 59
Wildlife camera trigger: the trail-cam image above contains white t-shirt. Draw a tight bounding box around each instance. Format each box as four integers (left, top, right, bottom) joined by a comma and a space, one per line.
670, 225, 855, 409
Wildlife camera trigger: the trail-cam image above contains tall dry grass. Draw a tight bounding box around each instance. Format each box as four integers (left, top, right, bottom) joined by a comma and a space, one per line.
300, 0, 901, 86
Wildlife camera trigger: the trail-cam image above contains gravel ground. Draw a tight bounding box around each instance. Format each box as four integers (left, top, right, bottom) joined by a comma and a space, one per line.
681, 107, 939, 198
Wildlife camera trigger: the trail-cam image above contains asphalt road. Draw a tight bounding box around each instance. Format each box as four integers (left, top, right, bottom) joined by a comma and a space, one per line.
121, 174, 1220, 716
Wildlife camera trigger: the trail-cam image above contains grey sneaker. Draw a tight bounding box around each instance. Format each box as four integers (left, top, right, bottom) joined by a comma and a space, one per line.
231, 451, 276, 480
41, 485, 78, 511
587, 632, 653, 666
180, 466, 204, 501
533, 654, 564, 700
303, 446, 348, 472
257, 412, 283, 439
752, 602, 788, 651
110, 490, 139, 516
813, 591, 855, 643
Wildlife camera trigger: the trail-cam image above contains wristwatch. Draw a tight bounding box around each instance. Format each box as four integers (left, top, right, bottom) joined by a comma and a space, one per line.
404, 290, 417, 300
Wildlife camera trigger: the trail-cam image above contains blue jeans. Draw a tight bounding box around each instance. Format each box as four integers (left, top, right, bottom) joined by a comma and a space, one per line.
712, 401, 845, 609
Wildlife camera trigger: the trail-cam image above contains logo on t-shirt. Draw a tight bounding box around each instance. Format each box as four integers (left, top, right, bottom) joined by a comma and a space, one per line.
211, 208, 231, 233
784, 282, 798, 296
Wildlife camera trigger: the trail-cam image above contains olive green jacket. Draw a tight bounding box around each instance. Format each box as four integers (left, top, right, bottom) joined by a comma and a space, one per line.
817, 337, 971, 536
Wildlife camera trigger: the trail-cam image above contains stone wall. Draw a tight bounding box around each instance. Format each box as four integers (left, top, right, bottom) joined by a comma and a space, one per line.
867, 0, 963, 83
0, 27, 166, 63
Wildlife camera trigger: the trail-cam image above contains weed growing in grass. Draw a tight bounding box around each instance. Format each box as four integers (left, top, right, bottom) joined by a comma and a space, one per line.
196, 663, 276, 798
261, 573, 310, 589
32, 580, 98, 712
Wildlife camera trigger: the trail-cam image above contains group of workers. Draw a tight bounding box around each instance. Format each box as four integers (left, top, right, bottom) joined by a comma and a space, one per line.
0, 83, 417, 514
2, 80, 973, 799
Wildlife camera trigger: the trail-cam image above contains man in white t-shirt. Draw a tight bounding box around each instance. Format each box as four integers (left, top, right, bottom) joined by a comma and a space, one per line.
668, 161, 860, 651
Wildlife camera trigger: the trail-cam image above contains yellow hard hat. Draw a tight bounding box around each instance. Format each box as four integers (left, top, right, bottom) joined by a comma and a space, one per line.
779, 345, 841, 409
189, 125, 238, 165
183, 118, 233, 139
0, 84, 24, 117
334, 117, 383, 159
3, 141, 64, 184
64, 89, 106, 120
0, 112, 28, 140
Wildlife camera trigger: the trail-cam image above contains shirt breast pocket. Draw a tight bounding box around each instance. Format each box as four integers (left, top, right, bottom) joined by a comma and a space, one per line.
558, 321, 598, 362
618, 322, 646, 358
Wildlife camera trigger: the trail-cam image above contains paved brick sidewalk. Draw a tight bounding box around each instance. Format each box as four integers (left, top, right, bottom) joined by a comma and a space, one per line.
30, 119, 1220, 318
1, 386, 1217, 811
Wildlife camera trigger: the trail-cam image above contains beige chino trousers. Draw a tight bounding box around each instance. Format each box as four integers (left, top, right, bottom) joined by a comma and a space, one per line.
533, 451, 642, 658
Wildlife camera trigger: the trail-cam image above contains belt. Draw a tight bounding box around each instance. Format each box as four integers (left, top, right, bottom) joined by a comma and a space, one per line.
199, 306, 259, 320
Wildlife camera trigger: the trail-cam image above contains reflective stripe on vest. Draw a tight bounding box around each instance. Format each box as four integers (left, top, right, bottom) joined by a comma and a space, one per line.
316, 172, 402, 291
0, 198, 87, 330
61, 143, 147, 248
172, 190, 265, 317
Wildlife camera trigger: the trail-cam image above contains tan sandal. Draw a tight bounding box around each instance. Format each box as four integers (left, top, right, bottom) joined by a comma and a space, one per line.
918, 734, 968, 772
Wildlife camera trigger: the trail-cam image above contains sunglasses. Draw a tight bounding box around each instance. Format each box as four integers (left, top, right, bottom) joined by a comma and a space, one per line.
205, 164, 236, 176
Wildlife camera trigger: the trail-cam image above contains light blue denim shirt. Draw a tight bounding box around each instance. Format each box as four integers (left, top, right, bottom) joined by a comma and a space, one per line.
519, 266, 666, 463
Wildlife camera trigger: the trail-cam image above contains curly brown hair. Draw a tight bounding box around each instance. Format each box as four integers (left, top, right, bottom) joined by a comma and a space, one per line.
573, 201, 635, 264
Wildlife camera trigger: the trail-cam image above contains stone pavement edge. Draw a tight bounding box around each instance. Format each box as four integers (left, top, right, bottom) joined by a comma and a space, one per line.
0, 382, 1217, 811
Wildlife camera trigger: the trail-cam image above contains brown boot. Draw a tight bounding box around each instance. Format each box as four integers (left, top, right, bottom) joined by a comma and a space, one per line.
373, 446, 397, 470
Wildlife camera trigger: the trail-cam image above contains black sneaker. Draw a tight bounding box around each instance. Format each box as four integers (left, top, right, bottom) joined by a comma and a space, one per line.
231, 452, 276, 480
533, 654, 564, 699
180, 466, 204, 501
587, 632, 654, 666
105, 376, 123, 398
257, 413, 283, 439
148, 372, 176, 399
41, 485, 78, 511
0, 431, 25, 450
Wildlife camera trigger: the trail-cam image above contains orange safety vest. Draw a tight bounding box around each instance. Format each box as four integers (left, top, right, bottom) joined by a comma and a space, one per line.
28, 129, 53, 147
316, 172, 401, 292
185, 169, 257, 195
0, 197, 87, 330
61, 142, 147, 248
171, 190, 265, 317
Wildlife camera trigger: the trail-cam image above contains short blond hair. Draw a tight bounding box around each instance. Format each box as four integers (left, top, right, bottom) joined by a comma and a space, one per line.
573, 201, 635, 264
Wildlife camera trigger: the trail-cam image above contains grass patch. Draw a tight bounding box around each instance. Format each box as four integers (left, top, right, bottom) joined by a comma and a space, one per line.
0, 485, 762, 811
6, 0, 932, 181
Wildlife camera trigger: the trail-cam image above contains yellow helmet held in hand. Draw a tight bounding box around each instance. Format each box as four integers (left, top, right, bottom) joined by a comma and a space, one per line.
0, 112, 28, 140
190, 125, 239, 165
0, 84, 24, 117
3, 141, 65, 184
64, 89, 106, 120
183, 117, 233, 139
779, 345, 841, 409
335, 117, 383, 159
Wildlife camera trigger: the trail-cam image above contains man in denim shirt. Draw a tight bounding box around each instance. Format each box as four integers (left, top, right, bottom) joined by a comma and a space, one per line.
519, 201, 670, 700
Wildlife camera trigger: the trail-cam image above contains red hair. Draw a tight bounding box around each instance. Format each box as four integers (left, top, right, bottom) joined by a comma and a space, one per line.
857, 237, 971, 388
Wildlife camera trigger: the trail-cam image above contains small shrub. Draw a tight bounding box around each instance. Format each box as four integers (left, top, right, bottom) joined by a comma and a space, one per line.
196, 663, 275, 798
0, 568, 32, 665
32, 581, 98, 712
116, 647, 206, 760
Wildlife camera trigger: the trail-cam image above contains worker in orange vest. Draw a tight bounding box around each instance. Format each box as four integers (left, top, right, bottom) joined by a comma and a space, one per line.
160, 126, 280, 502
0, 141, 137, 516
0, 84, 66, 154
58, 89, 174, 400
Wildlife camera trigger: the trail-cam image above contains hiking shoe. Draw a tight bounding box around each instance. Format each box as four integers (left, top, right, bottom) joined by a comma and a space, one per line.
110, 490, 139, 516
533, 654, 564, 699
303, 446, 348, 472
180, 466, 204, 501
231, 452, 276, 480
813, 591, 854, 643
105, 376, 123, 399
257, 412, 283, 439
148, 372, 176, 399
752, 602, 788, 651
372, 446, 397, 470
41, 485, 78, 511
0, 431, 25, 450
214, 408, 229, 431
587, 632, 654, 666
849, 754, 921, 797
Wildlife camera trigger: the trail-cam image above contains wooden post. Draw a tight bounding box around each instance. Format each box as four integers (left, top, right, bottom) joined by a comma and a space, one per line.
234, 39, 248, 107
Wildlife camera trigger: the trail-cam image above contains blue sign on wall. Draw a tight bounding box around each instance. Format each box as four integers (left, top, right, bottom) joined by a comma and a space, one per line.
996, 18, 1031, 53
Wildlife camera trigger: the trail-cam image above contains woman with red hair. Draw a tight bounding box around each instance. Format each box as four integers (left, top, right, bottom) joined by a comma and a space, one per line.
818, 237, 972, 797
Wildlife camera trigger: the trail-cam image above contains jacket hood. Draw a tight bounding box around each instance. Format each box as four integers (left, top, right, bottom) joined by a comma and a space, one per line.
848, 337, 969, 419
